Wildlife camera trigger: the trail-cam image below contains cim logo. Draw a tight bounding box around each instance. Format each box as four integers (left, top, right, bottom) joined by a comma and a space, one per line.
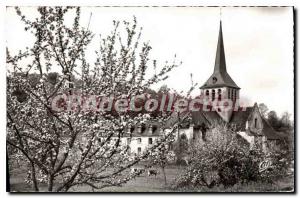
259, 159, 273, 172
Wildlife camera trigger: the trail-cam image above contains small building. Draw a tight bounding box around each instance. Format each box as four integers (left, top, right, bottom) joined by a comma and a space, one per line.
124, 122, 162, 155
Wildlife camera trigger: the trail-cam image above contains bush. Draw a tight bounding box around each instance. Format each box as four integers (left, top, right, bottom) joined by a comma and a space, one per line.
172, 148, 291, 190
171, 123, 291, 190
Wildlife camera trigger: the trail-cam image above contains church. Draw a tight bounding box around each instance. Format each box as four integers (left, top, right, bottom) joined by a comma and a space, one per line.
123, 21, 283, 155
169, 21, 283, 153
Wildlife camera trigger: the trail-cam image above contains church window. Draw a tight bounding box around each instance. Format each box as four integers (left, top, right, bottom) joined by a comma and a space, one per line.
255, 118, 258, 128
205, 90, 209, 97
234, 90, 237, 100
180, 133, 187, 140
137, 147, 141, 155
212, 89, 215, 101
218, 89, 222, 101
212, 77, 218, 84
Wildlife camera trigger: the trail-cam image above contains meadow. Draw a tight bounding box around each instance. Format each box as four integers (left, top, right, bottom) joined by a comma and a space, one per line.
9, 165, 293, 192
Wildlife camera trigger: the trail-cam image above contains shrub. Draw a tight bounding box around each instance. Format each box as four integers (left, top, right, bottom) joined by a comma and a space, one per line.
171, 123, 291, 190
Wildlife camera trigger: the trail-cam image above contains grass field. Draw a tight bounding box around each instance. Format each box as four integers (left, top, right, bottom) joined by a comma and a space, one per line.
70, 167, 184, 192
9, 165, 185, 192
9, 165, 294, 192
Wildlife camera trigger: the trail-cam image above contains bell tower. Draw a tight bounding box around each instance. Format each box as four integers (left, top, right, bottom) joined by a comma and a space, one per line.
200, 21, 240, 122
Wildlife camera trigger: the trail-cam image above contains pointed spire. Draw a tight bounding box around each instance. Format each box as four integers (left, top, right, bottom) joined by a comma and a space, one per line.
200, 18, 240, 90
214, 21, 227, 73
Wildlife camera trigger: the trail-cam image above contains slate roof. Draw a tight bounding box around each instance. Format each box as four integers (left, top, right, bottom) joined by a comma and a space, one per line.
200, 21, 240, 89
164, 111, 190, 128
191, 110, 221, 126
230, 107, 253, 131
124, 103, 283, 140
127, 121, 162, 137
189, 105, 282, 140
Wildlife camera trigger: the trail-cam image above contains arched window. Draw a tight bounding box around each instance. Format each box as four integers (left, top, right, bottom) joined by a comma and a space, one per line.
212, 89, 215, 101
205, 90, 209, 98
218, 89, 222, 101
180, 133, 187, 140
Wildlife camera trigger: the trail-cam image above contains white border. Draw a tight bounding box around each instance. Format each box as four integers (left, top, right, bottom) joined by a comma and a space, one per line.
0, 0, 297, 197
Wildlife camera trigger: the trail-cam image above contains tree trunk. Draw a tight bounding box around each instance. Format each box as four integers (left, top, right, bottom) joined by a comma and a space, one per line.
162, 166, 167, 186
30, 162, 39, 191
6, 151, 10, 192
47, 174, 53, 192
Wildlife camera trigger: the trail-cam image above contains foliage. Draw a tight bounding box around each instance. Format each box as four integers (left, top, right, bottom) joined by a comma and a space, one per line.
171, 123, 291, 190
258, 103, 269, 118
147, 134, 176, 185
173, 133, 189, 165
258, 103, 293, 131
7, 7, 182, 192
259, 151, 292, 183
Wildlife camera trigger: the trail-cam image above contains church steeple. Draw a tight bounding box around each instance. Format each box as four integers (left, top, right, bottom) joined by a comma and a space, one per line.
199, 17, 241, 123
214, 21, 227, 74
200, 20, 240, 90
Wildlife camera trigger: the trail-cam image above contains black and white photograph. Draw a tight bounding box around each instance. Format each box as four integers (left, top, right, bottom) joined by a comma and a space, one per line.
5, 6, 294, 192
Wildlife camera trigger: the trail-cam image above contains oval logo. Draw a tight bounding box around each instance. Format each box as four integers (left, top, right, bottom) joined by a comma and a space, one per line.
259, 159, 272, 172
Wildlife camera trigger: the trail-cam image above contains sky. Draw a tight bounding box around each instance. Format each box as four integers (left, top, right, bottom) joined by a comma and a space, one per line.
6, 6, 294, 116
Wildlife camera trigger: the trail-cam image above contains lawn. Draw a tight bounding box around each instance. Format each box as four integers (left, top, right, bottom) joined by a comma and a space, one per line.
70, 167, 184, 192
9, 164, 294, 192
9, 165, 185, 192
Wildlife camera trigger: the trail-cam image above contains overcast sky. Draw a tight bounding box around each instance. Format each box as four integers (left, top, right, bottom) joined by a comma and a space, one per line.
6, 7, 294, 116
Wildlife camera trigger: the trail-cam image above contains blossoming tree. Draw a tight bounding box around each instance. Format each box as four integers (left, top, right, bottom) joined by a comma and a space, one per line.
7, 7, 183, 191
